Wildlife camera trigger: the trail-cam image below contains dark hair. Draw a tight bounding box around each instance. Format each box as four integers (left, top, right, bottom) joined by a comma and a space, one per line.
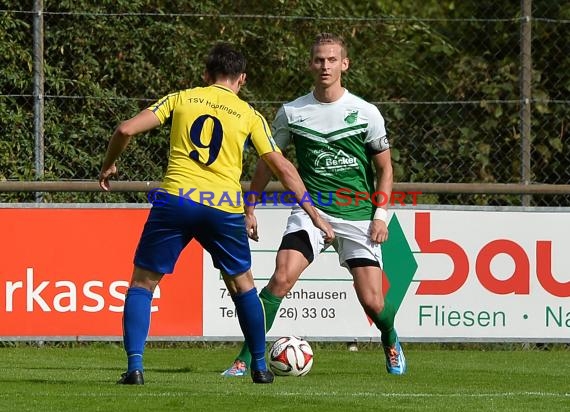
311, 33, 348, 58
205, 42, 247, 82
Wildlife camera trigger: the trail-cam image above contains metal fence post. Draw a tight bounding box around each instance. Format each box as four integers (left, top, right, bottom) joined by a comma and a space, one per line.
33, 0, 45, 202
520, 0, 532, 206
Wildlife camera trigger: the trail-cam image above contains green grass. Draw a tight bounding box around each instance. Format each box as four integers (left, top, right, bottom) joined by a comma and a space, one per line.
0, 343, 568, 412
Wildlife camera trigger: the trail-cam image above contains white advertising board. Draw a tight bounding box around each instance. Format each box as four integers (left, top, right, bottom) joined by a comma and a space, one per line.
203, 207, 570, 342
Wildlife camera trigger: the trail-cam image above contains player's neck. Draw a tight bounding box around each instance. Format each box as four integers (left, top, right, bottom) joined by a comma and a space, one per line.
312, 84, 345, 104
212, 74, 245, 95
214, 81, 240, 94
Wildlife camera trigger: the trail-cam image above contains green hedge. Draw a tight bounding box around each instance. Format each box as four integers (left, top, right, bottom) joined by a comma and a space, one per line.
1, 1, 569, 205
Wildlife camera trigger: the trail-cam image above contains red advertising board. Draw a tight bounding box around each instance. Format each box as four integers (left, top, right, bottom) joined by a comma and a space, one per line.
1, 207, 203, 338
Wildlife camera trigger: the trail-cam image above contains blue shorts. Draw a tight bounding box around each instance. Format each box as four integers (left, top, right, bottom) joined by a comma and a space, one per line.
134, 193, 251, 275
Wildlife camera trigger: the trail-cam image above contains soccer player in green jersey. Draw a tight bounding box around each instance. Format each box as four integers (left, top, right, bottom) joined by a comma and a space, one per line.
99, 42, 334, 385
222, 33, 406, 377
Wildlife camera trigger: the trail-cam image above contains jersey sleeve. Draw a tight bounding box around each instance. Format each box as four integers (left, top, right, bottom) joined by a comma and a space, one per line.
146, 92, 181, 125
249, 109, 281, 156
364, 105, 390, 150
270, 106, 291, 150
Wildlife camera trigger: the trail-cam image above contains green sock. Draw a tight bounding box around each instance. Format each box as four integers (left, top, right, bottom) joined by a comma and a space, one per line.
371, 299, 398, 347
236, 286, 283, 367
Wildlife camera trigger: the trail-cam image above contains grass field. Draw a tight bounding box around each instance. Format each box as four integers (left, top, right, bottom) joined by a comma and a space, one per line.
0, 342, 568, 412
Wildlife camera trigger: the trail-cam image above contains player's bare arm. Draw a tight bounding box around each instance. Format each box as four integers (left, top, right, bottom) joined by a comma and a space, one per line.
370, 148, 393, 244
261, 151, 335, 243
99, 110, 160, 191
244, 158, 274, 241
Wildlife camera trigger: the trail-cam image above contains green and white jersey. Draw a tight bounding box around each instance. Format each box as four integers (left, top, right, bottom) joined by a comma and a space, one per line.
272, 89, 389, 221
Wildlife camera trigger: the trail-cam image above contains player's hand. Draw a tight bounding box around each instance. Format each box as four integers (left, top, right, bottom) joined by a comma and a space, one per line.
245, 212, 259, 241
369, 219, 388, 244
98, 164, 117, 191
312, 215, 335, 244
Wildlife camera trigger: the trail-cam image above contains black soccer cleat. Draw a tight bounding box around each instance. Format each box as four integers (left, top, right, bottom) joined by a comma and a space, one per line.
117, 369, 144, 385
251, 369, 274, 384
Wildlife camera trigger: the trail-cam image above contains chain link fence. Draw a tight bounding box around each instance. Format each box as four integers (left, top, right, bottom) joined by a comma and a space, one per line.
0, 1, 569, 205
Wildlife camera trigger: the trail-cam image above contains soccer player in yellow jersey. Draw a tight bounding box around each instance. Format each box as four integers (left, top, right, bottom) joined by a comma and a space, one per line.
98, 42, 334, 385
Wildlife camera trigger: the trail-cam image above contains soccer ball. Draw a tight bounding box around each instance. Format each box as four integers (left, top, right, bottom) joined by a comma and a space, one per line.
269, 336, 314, 377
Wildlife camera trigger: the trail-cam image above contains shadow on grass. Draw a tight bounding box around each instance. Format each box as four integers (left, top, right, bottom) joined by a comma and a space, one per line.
149, 367, 195, 373
0, 378, 83, 384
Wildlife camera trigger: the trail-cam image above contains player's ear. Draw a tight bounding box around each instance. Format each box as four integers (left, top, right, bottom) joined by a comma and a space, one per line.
342, 57, 350, 72
239, 73, 247, 87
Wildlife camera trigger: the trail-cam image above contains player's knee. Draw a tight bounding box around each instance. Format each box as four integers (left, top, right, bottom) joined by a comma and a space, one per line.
267, 271, 296, 298
130, 279, 158, 292
362, 297, 384, 316
131, 266, 162, 292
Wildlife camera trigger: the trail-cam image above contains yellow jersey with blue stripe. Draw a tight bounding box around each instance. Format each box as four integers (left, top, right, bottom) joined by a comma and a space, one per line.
148, 84, 279, 213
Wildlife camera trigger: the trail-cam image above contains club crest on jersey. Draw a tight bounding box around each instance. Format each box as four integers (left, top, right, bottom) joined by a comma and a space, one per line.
314, 149, 359, 175
344, 110, 359, 124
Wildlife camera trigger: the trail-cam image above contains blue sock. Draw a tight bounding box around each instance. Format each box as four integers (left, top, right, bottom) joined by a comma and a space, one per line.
123, 287, 153, 372
232, 288, 267, 372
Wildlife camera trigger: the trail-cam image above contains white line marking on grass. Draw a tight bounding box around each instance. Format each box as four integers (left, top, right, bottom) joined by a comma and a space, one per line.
2, 391, 569, 399
275, 391, 570, 398
355, 392, 570, 398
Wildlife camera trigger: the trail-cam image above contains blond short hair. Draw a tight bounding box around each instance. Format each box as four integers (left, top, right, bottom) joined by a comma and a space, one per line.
311, 33, 348, 58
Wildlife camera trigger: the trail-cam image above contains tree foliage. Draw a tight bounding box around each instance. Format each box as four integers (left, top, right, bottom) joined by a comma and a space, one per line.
0, 1, 568, 205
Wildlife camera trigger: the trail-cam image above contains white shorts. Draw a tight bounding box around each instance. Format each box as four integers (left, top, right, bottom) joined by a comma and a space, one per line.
282, 206, 383, 269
